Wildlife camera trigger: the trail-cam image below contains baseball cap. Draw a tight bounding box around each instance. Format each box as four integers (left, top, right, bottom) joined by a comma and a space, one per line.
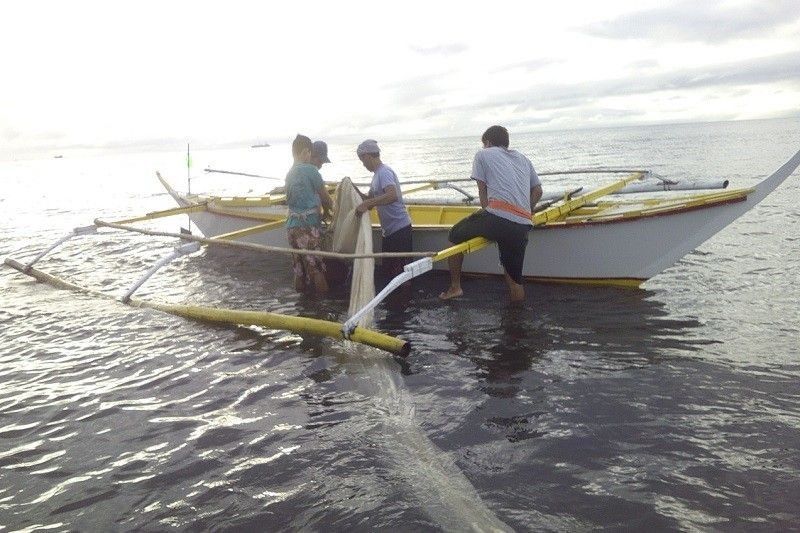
356, 139, 380, 156
311, 140, 331, 163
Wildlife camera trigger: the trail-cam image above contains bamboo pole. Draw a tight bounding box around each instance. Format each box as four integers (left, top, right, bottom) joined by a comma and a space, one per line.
202, 167, 650, 188
204, 168, 282, 180
93, 219, 436, 260
429, 172, 646, 263
114, 204, 207, 225
4, 258, 409, 356
342, 172, 647, 335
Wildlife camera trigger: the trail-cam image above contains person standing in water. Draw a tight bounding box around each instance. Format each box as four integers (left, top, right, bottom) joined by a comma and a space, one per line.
285, 134, 333, 293
310, 140, 331, 170
354, 139, 413, 281
439, 125, 542, 302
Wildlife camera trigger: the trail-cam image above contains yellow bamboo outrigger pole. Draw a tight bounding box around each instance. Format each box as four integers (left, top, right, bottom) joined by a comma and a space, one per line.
342, 172, 646, 337
4, 258, 409, 356
430, 171, 646, 263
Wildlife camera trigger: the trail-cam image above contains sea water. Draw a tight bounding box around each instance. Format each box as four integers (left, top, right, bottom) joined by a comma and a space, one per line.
0, 118, 799, 530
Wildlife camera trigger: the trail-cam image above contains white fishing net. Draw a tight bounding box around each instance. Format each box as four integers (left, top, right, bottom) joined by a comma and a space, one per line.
330, 177, 375, 327
328, 178, 511, 531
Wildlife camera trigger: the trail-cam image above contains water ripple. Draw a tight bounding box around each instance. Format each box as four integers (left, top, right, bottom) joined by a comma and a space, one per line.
2, 124, 800, 529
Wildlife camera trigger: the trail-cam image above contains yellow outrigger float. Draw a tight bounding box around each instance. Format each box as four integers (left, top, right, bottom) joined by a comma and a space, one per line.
3, 216, 421, 355
5, 149, 800, 354
4, 257, 408, 355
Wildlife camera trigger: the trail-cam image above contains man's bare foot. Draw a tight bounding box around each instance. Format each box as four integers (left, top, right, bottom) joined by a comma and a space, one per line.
438, 286, 463, 300
509, 283, 525, 302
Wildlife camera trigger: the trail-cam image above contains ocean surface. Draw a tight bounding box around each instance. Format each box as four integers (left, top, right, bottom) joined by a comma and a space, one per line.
1, 118, 799, 531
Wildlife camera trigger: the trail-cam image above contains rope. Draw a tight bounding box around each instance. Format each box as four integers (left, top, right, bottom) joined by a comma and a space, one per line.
93, 219, 436, 260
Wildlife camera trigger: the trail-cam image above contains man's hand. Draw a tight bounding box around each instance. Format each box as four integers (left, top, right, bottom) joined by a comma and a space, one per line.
355, 202, 369, 215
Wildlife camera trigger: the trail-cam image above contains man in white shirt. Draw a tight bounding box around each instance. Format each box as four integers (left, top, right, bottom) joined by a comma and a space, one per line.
439, 125, 542, 302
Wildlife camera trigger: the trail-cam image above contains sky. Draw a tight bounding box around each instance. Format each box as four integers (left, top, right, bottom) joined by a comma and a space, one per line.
2, 0, 799, 158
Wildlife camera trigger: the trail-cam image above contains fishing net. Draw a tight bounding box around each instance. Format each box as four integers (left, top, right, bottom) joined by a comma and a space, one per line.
328, 180, 510, 532
330, 177, 375, 327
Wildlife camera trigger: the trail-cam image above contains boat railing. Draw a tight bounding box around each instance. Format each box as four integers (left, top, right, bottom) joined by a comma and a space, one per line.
197, 167, 728, 207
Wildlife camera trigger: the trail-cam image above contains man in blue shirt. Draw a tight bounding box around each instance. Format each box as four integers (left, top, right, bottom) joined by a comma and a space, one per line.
285, 134, 333, 294
354, 139, 413, 280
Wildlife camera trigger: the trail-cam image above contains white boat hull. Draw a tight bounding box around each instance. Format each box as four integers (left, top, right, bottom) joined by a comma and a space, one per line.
162, 150, 800, 287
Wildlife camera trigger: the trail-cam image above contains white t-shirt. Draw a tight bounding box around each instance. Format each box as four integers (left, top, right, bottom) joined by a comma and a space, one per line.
471, 147, 541, 225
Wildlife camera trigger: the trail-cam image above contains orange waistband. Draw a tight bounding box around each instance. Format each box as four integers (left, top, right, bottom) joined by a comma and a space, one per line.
487, 199, 532, 220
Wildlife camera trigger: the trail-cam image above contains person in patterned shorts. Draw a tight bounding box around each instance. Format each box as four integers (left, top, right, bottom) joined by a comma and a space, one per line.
285, 134, 333, 293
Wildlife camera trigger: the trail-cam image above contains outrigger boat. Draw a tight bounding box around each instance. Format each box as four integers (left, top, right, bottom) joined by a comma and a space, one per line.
160, 150, 800, 288
5, 149, 799, 354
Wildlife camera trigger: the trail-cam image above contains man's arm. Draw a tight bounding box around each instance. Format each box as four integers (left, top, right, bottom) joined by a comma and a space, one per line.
352, 183, 369, 200
530, 184, 542, 210
317, 183, 333, 220
477, 180, 488, 208
356, 185, 398, 213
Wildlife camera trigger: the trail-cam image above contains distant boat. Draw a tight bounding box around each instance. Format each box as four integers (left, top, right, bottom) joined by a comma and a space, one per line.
53, 155, 63, 159
251, 143, 270, 149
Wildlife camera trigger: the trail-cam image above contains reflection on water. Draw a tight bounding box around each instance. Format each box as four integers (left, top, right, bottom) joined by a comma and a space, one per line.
2, 120, 800, 530
2, 230, 798, 531
432, 281, 710, 396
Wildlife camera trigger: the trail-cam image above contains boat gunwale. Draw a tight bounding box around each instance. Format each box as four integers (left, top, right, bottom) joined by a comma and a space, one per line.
536, 190, 750, 229
194, 188, 755, 231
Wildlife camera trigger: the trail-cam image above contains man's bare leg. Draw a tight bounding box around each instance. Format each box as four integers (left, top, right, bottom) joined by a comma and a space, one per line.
311, 270, 329, 294
503, 270, 525, 302
439, 253, 464, 299
292, 254, 306, 292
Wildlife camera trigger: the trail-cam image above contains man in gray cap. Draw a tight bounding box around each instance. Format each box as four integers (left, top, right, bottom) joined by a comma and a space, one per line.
355, 139, 413, 282
310, 140, 331, 170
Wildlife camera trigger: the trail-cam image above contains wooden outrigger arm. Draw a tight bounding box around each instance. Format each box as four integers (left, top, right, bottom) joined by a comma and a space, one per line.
121, 242, 202, 303
94, 218, 435, 260
21, 224, 97, 272
341, 172, 646, 338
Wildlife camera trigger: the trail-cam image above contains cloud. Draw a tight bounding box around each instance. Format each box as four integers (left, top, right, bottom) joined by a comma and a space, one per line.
494, 49, 800, 113
379, 72, 454, 107
410, 43, 469, 55
364, 48, 800, 136
490, 58, 561, 74
582, 0, 800, 42
1, 126, 22, 142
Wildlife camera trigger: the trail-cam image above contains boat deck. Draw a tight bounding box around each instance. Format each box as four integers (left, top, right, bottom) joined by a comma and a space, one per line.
189, 186, 754, 229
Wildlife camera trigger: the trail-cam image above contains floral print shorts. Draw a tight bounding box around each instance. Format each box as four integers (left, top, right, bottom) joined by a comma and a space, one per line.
287, 225, 326, 286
